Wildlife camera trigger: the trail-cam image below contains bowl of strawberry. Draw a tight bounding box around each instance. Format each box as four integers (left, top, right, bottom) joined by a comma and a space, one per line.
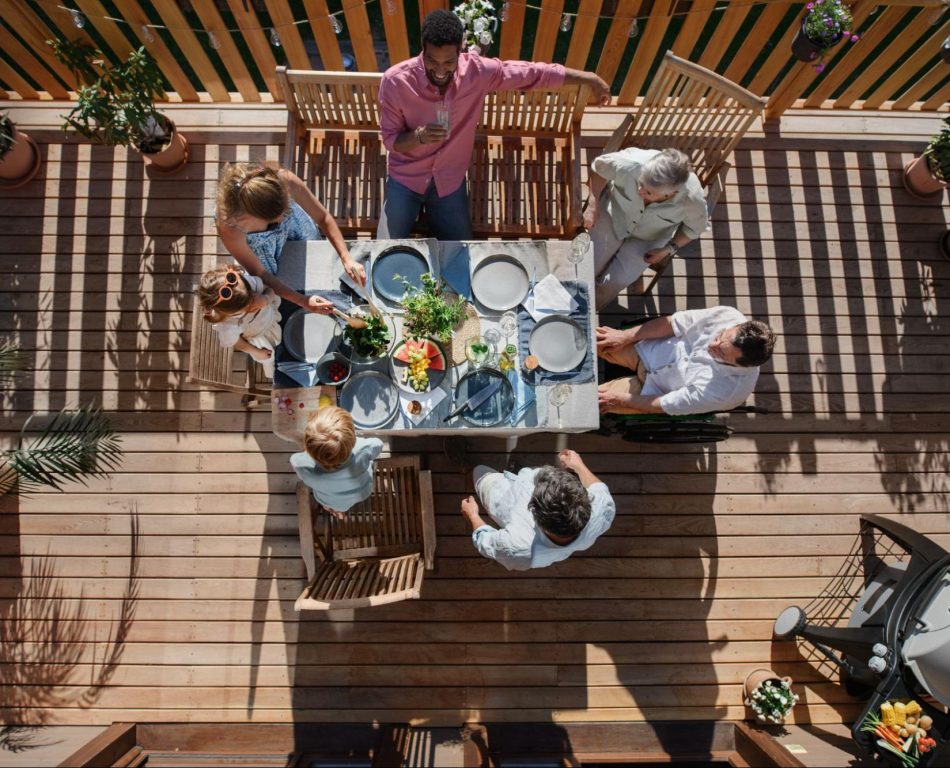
316, 352, 351, 386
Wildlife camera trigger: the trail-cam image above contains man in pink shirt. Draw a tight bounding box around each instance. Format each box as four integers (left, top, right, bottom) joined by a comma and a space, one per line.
377, 9, 611, 240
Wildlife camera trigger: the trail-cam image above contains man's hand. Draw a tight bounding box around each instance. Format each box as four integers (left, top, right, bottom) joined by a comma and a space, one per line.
558, 449, 584, 473
595, 325, 631, 351
461, 495, 482, 526
305, 294, 335, 315
417, 123, 449, 145
598, 384, 633, 413
587, 74, 611, 105
582, 196, 598, 229
644, 247, 671, 266
343, 259, 366, 287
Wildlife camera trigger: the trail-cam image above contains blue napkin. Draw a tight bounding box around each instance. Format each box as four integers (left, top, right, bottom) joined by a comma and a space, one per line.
276, 361, 318, 388
441, 244, 472, 300
507, 368, 536, 425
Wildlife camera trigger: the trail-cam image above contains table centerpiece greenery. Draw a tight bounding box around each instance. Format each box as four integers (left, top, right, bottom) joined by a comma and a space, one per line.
397, 274, 468, 344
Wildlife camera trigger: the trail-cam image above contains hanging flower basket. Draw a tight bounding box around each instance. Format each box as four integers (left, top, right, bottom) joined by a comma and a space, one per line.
791, 0, 859, 67
743, 668, 799, 724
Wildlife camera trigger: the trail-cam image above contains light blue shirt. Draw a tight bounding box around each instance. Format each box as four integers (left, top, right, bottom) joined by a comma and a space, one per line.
290, 437, 383, 512
242, 201, 320, 274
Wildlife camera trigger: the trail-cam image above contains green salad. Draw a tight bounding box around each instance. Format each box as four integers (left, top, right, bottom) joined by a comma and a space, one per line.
343, 314, 391, 358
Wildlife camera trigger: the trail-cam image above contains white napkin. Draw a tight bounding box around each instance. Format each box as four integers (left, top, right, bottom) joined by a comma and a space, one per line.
398, 387, 448, 425
524, 274, 578, 321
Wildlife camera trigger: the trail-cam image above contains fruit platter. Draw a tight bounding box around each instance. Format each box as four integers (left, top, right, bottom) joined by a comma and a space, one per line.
389, 337, 447, 393
860, 699, 941, 767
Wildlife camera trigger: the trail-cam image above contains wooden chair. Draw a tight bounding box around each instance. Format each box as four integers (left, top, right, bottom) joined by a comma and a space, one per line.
601, 50, 767, 295
277, 66, 585, 238
186, 297, 271, 406
277, 67, 386, 236
295, 455, 436, 611
471, 85, 586, 238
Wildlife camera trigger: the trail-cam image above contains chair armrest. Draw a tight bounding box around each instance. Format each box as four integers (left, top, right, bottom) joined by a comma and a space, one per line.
418, 469, 436, 571
603, 113, 635, 155
704, 160, 731, 217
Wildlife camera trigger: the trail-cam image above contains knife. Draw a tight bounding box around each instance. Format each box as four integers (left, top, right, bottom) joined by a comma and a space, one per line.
443, 378, 504, 422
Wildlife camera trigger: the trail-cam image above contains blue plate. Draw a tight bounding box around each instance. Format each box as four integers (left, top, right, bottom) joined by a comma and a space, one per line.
372, 246, 430, 303
453, 368, 515, 427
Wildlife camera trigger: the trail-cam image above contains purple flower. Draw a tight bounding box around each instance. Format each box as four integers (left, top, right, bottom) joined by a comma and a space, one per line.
807, 2, 814, 8
813, 62, 826, 73
826, 18, 834, 25
850, 34, 859, 41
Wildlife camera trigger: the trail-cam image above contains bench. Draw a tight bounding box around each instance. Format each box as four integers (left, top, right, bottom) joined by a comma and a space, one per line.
277, 66, 584, 239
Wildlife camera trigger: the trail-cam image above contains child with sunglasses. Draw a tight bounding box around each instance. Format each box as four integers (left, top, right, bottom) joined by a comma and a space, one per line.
197, 265, 282, 378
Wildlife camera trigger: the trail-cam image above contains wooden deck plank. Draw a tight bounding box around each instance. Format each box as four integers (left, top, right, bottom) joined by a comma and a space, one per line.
1, 105, 948, 740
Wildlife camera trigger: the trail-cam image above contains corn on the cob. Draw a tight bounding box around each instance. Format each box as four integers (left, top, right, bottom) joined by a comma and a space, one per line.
905, 700, 922, 718
881, 701, 897, 727
894, 701, 907, 726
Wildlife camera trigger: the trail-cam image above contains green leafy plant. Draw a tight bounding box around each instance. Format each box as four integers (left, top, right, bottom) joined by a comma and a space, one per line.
925, 116, 950, 183
0, 112, 15, 160
803, 0, 856, 49
746, 678, 798, 724
49, 39, 171, 153
0, 405, 124, 495
398, 273, 467, 343
343, 314, 391, 359
0, 341, 27, 387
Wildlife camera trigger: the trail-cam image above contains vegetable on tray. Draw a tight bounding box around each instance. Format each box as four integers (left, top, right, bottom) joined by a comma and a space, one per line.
861, 700, 939, 767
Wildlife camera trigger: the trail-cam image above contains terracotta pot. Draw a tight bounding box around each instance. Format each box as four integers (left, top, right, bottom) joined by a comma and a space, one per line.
743, 668, 791, 701
0, 122, 42, 190
142, 120, 188, 175
903, 154, 948, 199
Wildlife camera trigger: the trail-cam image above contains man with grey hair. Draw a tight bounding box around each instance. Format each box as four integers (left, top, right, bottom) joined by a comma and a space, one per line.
584, 147, 708, 308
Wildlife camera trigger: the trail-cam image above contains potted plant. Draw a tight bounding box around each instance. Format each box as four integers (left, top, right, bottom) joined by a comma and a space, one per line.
791, 0, 859, 68
0, 111, 42, 189
398, 274, 468, 344
903, 116, 950, 199
49, 39, 188, 173
743, 668, 799, 724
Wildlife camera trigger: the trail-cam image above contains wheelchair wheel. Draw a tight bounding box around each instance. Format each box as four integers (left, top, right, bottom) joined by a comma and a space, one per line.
619, 420, 733, 444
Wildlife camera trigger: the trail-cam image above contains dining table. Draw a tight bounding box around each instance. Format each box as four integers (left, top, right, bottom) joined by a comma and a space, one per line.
270, 238, 600, 443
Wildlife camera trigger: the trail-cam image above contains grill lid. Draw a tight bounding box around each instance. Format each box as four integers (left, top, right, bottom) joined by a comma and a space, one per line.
902, 566, 950, 707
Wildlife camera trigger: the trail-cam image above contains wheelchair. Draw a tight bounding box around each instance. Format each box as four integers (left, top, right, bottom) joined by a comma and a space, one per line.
595, 315, 767, 444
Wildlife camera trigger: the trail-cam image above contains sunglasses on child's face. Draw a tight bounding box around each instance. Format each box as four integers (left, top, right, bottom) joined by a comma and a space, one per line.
209, 268, 243, 308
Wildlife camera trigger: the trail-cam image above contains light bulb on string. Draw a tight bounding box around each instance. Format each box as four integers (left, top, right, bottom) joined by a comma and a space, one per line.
69, 9, 86, 28
559, 13, 572, 32
141, 25, 155, 43
331, 14, 343, 34
207, 30, 220, 50
270, 27, 281, 46
499, 1, 509, 22
628, 18, 639, 37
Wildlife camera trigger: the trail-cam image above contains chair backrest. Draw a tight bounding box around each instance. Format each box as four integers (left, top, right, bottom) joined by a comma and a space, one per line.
277, 68, 383, 132
611, 51, 766, 187
329, 455, 436, 568
477, 85, 585, 137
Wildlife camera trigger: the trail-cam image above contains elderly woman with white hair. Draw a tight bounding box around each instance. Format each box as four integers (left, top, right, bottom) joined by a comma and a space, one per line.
584, 147, 708, 309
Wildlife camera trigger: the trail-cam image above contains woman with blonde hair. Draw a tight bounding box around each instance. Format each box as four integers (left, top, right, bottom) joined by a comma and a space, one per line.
215, 162, 365, 314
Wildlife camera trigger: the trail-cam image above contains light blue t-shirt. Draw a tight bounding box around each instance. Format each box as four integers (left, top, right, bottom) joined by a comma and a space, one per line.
290, 437, 384, 512
243, 200, 321, 274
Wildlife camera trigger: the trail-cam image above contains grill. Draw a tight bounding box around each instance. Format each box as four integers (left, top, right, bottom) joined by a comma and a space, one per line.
773, 514, 950, 765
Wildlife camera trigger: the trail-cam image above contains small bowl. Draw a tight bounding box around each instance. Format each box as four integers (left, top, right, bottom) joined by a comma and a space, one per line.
316, 352, 351, 386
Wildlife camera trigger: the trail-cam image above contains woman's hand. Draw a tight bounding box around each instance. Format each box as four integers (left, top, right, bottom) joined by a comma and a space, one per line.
305, 294, 335, 315
343, 259, 366, 287
247, 347, 273, 363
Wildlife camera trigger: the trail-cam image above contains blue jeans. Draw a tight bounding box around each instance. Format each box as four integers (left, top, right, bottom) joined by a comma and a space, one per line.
377, 176, 473, 240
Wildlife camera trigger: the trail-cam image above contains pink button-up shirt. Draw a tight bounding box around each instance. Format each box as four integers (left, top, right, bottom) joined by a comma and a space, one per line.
379, 53, 566, 197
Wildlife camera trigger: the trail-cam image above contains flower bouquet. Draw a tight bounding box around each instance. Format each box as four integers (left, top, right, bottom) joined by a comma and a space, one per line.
792, 0, 859, 69
744, 672, 799, 724
454, 0, 498, 56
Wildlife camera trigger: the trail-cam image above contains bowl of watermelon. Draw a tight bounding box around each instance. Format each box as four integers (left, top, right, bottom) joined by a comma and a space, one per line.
390, 337, 447, 393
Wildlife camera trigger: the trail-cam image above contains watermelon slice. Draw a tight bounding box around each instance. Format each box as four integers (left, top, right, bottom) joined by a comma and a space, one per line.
428, 352, 445, 371
422, 339, 441, 359
394, 343, 411, 363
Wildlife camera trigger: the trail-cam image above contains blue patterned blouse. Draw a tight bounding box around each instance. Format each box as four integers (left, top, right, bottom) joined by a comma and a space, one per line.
234, 200, 321, 274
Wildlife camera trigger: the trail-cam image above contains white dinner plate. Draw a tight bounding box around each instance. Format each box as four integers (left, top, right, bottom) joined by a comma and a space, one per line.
470, 254, 530, 312
283, 309, 341, 363
339, 372, 399, 429
528, 315, 587, 373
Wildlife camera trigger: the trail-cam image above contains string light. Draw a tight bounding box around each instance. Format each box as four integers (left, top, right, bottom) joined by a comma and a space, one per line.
69, 8, 85, 28
207, 30, 220, 50
140, 24, 155, 43
270, 27, 281, 46
331, 14, 343, 34
628, 18, 639, 37
559, 13, 572, 32
499, 1, 509, 22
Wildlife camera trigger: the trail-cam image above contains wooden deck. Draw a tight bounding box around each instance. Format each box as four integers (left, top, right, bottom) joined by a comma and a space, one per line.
1, 104, 949, 744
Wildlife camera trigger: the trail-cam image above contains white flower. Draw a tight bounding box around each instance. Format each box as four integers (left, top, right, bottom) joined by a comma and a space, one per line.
473, 17, 487, 32
479, 30, 492, 45
469, 44, 481, 55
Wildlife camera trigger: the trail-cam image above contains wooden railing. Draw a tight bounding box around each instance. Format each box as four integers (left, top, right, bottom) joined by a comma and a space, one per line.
0, 0, 947, 117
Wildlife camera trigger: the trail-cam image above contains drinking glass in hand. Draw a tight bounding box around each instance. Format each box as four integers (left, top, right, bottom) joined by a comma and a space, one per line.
569, 231, 590, 281
436, 105, 450, 133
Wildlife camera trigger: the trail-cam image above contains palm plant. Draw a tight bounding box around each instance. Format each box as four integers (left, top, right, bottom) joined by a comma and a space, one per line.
0, 341, 27, 386
0, 405, 123, 495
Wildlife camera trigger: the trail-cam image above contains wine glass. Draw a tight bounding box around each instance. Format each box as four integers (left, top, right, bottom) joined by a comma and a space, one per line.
548, 383, 572, 428
569, 231, 590, 281
499, 311, 518, 341
465, 335, 495, 368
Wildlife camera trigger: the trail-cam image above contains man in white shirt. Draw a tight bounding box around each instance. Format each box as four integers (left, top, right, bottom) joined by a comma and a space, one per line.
597, 306, 775, 416
460, 450, 615, 571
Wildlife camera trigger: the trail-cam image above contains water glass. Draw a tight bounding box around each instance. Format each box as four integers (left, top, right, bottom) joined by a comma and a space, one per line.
436, 104, 450, 132
499, 311, 518, 340
548, 383, 572, 427
569, 231, 590, 280
465, 335, 495, 368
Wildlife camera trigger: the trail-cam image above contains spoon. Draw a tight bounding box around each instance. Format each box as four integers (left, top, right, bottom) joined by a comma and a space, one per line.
332, 308, 368, 329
